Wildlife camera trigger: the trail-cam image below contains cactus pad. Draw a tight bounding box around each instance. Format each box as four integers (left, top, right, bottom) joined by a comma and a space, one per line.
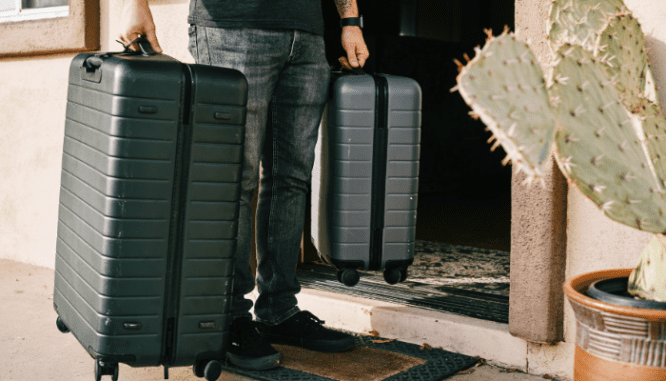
551, 45, 666, 233
548, 0, 628, 52
596, 14, 657, 111
456, 32, 556, 184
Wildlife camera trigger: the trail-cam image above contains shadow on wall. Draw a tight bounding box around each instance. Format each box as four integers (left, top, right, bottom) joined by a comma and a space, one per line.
645, 36, 666, 108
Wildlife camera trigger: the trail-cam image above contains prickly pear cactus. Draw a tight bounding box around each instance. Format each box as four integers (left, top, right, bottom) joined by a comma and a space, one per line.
628, 235, 666, 302
550, 45, 666, 233
455, 32, 557, 185
548, 0, 628, 52
457, 0, 666, 301
596, 14, 657, 110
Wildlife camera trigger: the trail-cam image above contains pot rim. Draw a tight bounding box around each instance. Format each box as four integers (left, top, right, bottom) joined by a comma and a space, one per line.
563, 268, 666, 320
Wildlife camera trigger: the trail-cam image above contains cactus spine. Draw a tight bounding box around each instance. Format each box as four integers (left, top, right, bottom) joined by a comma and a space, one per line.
548, 0, 628, 52
596, 14, 657, 110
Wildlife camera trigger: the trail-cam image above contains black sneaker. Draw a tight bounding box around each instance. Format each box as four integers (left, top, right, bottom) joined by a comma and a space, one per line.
259, 311, 356, 352
226, 316, 282, 370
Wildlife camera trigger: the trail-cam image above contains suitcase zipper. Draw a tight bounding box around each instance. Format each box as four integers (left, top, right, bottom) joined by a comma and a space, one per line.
160, 64, 195, 367
369, 74, 389, 271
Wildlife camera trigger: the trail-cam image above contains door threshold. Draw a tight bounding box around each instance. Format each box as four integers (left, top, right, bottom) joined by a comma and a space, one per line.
297, 263, 508, 323
293, 285, 528, 371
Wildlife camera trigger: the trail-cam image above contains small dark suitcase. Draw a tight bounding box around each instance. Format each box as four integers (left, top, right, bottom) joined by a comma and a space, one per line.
311, 71, 422, 286
53, 40, 247, 381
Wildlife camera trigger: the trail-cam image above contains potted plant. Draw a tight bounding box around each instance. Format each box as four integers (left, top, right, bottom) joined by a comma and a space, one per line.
453, 0, 666, 379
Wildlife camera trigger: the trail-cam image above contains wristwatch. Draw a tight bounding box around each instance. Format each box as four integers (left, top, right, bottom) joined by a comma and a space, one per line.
340, 16, 363, 28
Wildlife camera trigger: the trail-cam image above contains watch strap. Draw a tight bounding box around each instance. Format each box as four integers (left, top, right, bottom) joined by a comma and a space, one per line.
340, 16, 363, 28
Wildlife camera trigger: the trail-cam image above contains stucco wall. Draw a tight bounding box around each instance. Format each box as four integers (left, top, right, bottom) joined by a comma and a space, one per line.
0, 0, 192, 268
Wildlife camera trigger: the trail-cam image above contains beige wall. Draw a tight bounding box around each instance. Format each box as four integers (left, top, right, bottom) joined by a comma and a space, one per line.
0, 0, 192, 268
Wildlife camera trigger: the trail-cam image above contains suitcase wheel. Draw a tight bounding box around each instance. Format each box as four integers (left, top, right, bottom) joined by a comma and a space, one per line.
337, 269, 360, 287
383, 268, 402, 285
204, 360, 223, 381
94, 360, 118, 381
400, 268, 409, 283
55, 317, 70, 334
193, 360, 222, 381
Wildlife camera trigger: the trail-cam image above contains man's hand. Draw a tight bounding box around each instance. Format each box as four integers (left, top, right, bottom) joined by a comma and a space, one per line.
119, 0, 162, 53
339, 25, 369, 70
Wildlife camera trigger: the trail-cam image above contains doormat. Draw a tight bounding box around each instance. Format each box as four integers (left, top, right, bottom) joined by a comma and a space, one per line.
221, 336, 479, 381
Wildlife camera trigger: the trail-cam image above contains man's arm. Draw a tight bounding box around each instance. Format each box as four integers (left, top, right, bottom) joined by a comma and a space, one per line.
119, 0, 163, 53
335, 0, 369, 69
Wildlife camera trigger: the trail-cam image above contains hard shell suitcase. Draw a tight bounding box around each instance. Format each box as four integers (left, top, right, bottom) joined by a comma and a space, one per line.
311, 71, 422, 286
53, 40, 247, 381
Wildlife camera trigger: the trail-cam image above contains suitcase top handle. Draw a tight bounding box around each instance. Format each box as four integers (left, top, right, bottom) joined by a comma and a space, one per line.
117, 36, 157, 56
81, 36, 158, 83
337, 66, 365, 75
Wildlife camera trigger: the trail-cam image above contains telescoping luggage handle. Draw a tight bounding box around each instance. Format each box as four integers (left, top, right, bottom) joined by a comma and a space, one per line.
81, 36, 157, 83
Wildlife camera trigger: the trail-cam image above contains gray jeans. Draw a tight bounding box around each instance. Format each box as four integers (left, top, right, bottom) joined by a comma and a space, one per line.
188, 26, 330, 325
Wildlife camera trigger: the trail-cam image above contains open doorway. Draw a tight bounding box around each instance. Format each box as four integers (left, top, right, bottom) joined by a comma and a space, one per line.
299, 0, 515, 323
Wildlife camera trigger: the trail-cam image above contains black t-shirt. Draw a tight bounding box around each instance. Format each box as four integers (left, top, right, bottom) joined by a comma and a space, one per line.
188, 0, 325, 36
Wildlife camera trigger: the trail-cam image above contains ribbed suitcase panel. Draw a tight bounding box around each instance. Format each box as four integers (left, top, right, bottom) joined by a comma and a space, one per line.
173, 65, 247, 366
53, 51, 248, 370
60, 171, 169, 219
312, 75, 375, 267
57, 223, 165, 278
61, 154, 172, 200
63, 136, 174, 180
54, 273, 163, 361
57, 211, 168, 259
65, 119, 175, 160
67, 85, 180, 121
59, 188, 168, 238
54, 54, 183, 367
380, 75, 421, 267
65, 102, 177, 141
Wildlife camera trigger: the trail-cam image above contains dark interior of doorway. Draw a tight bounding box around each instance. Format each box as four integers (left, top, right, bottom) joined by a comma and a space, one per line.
299, 0, 515, 323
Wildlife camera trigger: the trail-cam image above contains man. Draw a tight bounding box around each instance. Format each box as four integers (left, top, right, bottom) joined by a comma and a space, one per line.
119, 0, 369, 371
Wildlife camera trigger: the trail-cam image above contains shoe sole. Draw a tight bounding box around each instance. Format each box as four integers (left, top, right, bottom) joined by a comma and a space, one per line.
264, 335, 356, 353
226, 351, 283, 371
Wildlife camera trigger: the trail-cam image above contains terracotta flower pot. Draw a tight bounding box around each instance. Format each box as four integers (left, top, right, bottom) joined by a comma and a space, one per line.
563, 269, 666, 381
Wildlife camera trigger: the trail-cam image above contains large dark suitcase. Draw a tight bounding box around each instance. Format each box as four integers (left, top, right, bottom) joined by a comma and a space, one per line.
53, 41, 247, 381
311, 72, 422, 286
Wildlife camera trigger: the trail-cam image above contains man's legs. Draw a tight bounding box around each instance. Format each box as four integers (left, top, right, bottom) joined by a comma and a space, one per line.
253, 29, 330, 326
251, 30, 355, 353
188, 26, 291, 370
188, 25, 354, 367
